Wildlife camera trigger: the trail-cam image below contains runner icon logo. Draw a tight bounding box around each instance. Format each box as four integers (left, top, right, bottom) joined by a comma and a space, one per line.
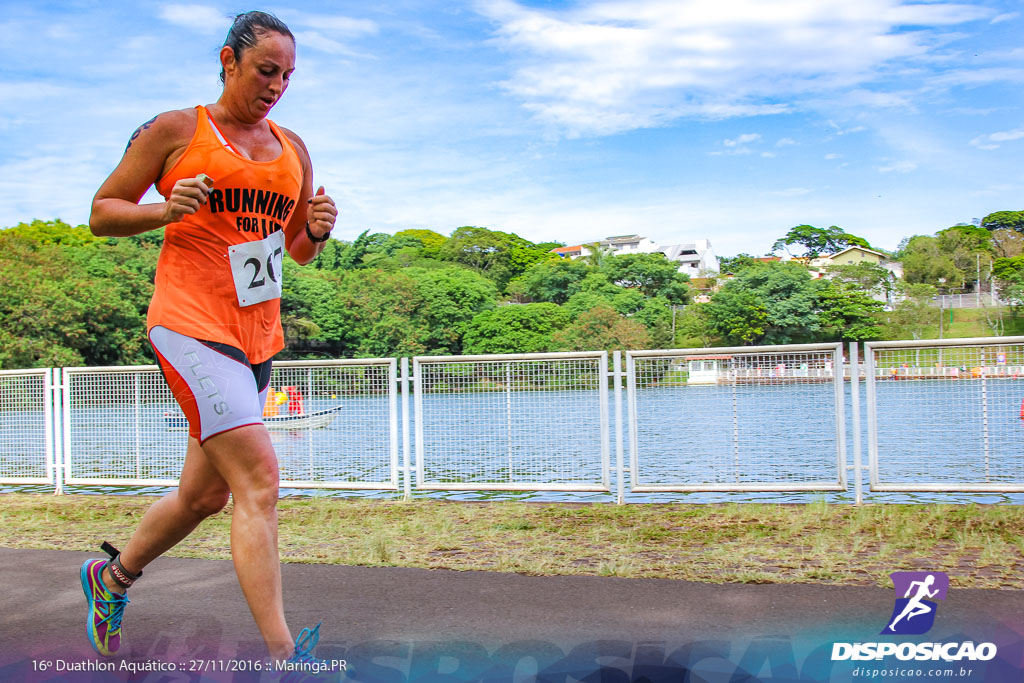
881, 571, 949, 635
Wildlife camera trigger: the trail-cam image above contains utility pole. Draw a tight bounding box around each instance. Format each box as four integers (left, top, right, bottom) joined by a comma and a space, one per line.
977, 253, 981, 307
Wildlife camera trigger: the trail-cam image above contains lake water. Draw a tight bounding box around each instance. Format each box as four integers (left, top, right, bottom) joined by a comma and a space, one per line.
3, 380, 1023, 504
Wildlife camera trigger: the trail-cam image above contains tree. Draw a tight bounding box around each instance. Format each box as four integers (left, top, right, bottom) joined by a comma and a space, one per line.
717, 253, 758, 274
331, 230, 393, 270
599, 253, 691, 303
438, 226, 543, 290
673, 304, 719, 348
704, 288, 769, 345
393, 229, 448, 258
462, 304, 571, 354
406, 266, 498, 354
519, 259, 592, 304
816, 281, 884, 342
991, 229, 1024, 258
580, 242, 613, 268
5, 219, 103, 248
825, 261, 894, 300
878, 283, 937, 341
772, 225, 870, 257
992, 254, 1024, 284
900, 235, 962, 291
723, 262, 823, 344
981, 210, 1024, 233
551, 305, 651, 351
936, 225, 993, 286
0, 227, 153, 368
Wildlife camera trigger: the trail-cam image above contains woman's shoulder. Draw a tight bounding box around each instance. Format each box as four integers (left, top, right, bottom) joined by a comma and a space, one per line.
276, 125, 311, 167
125, 107, 199, 156
148, 107, 200, 138
276, 125, 307, 152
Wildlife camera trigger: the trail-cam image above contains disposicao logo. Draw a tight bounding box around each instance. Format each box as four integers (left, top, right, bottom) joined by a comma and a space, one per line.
882, 571, 948, 635
831, 571, 998, 663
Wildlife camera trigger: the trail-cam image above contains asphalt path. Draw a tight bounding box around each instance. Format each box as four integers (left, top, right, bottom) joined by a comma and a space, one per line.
0, 548, 1022, 682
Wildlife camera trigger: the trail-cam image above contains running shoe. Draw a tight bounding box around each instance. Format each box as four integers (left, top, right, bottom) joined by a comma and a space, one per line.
279, 623, 345, 682
80, 559, 129, 656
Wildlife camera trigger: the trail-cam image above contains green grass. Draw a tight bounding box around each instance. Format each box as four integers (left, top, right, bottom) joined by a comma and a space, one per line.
912, 306, 1024, 341
1, 494, 1022, 589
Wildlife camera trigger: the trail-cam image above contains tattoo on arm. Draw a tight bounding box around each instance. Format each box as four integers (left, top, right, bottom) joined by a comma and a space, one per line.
125, 116, 159, 153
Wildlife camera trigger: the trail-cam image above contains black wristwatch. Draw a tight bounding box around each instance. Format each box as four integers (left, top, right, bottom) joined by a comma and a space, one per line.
305, 221, 331, 243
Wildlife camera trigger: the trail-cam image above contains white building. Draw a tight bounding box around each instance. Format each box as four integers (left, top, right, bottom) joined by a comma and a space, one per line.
600, 234, 660, 254
660, 239, 720, 275
553, 235, 720, 275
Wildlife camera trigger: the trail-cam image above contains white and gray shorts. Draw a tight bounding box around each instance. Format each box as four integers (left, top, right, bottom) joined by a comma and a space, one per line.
149, 325, 272, 443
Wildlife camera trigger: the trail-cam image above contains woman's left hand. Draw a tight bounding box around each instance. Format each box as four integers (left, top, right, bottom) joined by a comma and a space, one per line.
307, 186, 337, 240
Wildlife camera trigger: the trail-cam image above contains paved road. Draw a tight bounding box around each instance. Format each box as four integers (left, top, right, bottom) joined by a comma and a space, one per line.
0, 548, 1022, 682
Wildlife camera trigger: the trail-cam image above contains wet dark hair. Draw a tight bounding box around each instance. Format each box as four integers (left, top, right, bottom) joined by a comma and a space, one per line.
220, 11, 294, 83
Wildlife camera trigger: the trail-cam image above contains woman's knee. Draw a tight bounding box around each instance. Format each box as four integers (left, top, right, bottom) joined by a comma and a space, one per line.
182, 487, 231, 518
234, 474, 279, 512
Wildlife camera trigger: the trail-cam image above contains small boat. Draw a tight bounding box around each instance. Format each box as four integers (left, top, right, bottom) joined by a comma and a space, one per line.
163, 406, 342, 431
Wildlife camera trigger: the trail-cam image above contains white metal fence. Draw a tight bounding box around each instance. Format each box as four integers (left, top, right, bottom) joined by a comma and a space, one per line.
0, 368, 55, 486
865, 336, 1024, 492
61, 359, 399, 491
626, 344, 847, 492
5, 339, 1024, 500
412, 352, 611, 492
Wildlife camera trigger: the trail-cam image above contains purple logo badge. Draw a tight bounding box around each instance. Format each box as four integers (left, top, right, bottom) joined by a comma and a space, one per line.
881, 571, 949, 635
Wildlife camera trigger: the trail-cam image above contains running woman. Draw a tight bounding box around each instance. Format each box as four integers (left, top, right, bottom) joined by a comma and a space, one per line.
83, 11, 338, 670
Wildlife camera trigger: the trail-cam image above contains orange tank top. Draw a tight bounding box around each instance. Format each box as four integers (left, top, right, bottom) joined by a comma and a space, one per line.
148, 106, 303, 363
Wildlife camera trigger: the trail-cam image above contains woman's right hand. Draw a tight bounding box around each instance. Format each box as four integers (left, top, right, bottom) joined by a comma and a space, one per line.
162, 176, 213, 224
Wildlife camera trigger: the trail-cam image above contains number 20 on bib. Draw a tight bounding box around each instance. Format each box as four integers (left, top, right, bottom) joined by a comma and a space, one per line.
228, 231, 285, 307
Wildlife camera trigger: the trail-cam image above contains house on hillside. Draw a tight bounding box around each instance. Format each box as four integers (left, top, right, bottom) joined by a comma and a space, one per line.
550, 245, 584, 259
660, 239, 720, 275
551, 234, 720, 276
819, 246, 887, 267
807, 246, 902, 305
600, 234, 660, 254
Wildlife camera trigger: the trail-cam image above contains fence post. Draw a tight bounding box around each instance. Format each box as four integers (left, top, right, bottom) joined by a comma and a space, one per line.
401, 357, 411, 501
48, 368, 62, 495
849, 343, 862, 505
613, 351, 624, 505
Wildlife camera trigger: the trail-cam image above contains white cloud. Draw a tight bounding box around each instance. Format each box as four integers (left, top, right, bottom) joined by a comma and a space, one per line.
478, 0, 995, 136
776, 138, 797, 147
764, 187, 812, 198
724, 133, 761, 147
158, 5, 230, 35
284, 12, 378, 36
825, 153, 842, 160
877, 160, 917, 173
991, 12, 1019, 24
971, 127, 1024, 150
293, 30, 373, 57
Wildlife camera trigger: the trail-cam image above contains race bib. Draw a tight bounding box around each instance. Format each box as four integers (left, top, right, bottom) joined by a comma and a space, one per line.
228, 231, 285, 307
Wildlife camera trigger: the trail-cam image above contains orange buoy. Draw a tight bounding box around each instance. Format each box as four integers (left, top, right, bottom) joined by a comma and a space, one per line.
1020, 398, 1024, 420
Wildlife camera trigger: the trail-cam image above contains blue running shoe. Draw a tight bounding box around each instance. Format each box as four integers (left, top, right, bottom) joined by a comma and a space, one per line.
80, 559, 129, 656
279, 623, 345, 682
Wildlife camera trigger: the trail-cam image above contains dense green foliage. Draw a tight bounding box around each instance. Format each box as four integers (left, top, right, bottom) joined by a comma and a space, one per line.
0, 221, 685, 368
5, 211, 1024, 369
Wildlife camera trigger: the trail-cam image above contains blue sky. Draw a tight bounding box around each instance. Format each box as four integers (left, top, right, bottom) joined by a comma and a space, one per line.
1, 0, 1022, 257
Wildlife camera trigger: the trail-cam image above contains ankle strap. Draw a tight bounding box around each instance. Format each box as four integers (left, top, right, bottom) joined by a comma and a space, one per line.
101, 541, 142, 589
